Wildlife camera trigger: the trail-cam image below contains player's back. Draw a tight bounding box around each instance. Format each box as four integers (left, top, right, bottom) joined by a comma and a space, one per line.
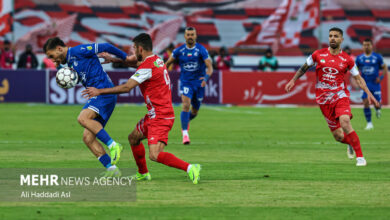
67, 44, 114, 89
356, 52, 383, 84
172, 43, 208, 82
134, 55, 174, 119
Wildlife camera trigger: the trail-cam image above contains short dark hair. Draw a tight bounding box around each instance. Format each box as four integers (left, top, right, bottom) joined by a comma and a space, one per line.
329, 27, 343, 36
3, 40, 10, 45
185, 27, 196, 32
363, 38, 373, 44
132, 33, 153, 51
43, 37, 66, 53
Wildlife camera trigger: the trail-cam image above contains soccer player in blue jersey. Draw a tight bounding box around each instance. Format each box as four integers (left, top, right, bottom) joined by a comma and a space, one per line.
165, 27, 213, 144
356, 38, 388, 130
43, 37, 127, 176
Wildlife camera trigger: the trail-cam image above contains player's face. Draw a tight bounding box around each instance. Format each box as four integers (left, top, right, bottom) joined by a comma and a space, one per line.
363, 41, 373, 54
133, 44, 143, 62
328, 31, 343, 49
46, 46, 66, 65
184, 30, 196, 46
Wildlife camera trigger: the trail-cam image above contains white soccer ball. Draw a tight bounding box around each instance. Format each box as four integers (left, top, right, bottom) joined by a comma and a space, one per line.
56, 67, 78, 89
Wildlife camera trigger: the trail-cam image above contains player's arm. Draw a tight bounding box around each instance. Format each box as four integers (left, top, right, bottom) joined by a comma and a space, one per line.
201, 58, 214, 87
165, 56, 176, 69
351, 65, 380, 108
82, 79, 139, 98
99, 53, 139, 68
285, 63, 313, 92
379, 62, 388, 82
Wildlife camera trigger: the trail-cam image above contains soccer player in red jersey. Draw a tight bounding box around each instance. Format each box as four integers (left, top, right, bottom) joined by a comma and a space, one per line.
82, 33, 201, 184
285, 27, 379, 166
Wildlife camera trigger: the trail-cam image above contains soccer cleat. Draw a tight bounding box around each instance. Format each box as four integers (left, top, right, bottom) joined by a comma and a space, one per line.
376, 109, 381, 119
183, 134, 190, 145
110, 142, 123, 165
356, 157, 367, 166
132, 172, 152, 181
100, 166, 122, 177
188, 164, 201, 184
364, 122, 374, 130
347, 145, 354, 159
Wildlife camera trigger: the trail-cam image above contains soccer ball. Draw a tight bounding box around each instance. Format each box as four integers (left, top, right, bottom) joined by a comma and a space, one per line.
56, 67, 78, 89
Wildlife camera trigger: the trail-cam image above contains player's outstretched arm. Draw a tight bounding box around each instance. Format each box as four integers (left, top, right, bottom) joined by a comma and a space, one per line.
285, 63, 311, 92
353, 74, 380, 108
165, 56, 176, 69
82, 79, 139, 99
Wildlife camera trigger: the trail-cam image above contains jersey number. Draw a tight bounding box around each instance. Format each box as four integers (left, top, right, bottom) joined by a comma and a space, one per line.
164, 69, 171, 89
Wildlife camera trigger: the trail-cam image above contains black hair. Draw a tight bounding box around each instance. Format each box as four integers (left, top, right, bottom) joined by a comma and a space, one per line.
43, 37, 66, 53
363, 38, 373, 44
329, 27, 343, 36
3, 40, 10, 45
185, 27, 196, 32
133, 33, 153, 51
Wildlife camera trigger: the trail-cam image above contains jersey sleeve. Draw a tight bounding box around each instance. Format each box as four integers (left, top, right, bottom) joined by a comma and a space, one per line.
200, 46, 210, 60
348, 57, 359, 76
131, 68, 152, 84
172, 48, 180, 59
79, 43, 127, 60
306, 51, 317, 66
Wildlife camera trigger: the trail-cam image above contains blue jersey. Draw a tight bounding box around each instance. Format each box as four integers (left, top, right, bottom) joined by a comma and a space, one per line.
355, 52, 384, 85
66, 43, 127, 89
172, 43, 210, 83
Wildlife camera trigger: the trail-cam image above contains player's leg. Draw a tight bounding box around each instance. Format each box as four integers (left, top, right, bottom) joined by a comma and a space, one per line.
189, 85, 204, 121
149, 141, 201, 184
331, 127, 354, 159
373, 90, 382, 118
82, 128, 121, 176
339, 114, 366, 166
79, 96, 123, 164
181, 91, 192, 145
128, 118, 150, 180
362, 91, 373, 130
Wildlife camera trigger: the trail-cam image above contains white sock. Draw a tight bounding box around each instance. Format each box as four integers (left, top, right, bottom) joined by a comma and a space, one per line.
182, 130, 188, 136
108, 141, 116, 149
186, 164, 192, 173
107, 165, 117, 171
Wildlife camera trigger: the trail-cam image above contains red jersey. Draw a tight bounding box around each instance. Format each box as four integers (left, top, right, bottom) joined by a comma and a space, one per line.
131, 55, 175, 119
307, 48, 359, 104
0, 49, 14, 69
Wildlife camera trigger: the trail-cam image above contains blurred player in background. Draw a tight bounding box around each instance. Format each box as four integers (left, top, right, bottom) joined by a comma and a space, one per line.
355, 38, 388, 130
83, 33, 201, 184
285, 27, 379, 166
165, 27, 213, 145
43, 37, 127, 176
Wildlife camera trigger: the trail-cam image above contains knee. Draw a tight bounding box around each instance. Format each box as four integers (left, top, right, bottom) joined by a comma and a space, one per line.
149, 150, 160, 161
182, 103, 190, 111
333, 133, 344, 142
128, 133, 139, 146
77, 115, 86, 126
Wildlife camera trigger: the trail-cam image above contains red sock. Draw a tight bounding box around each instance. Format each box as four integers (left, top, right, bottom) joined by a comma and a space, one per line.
157, 152, 190, 171
346, 131, 363, 157
131, 143, 148, 174
341, 133, 349, 144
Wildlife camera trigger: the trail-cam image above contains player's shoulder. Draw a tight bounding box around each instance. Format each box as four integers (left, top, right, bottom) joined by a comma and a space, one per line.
72, 44, 94, 54
195, 43, 207, 50
138, 55, 163, 68
174, 44, 186, 52
372, 52, 383, 59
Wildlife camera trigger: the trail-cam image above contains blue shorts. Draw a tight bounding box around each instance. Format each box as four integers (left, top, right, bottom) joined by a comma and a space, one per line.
180, 81, 205, 110
83, 94, 117, 127
362, 84, 381, 102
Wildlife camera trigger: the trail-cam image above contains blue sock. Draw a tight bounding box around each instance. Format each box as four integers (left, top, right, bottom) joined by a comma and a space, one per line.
189, 113, 197, 121
96, 129, 113, 146
181, 111, 190, 130
364, 107, 371, 122
98, 153, 111, 168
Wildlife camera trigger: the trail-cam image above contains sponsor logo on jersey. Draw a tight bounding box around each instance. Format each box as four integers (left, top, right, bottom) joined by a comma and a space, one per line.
153, 58, 164, 68
183, 62, 199, 71
320, 54, 328, 57
322, 67, 339, 74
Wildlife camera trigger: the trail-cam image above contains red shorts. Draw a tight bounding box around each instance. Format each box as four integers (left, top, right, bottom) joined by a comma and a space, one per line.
319, 98, 353, 131
136, 114, 174, 146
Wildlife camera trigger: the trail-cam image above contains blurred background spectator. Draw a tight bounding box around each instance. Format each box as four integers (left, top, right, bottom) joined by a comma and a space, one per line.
163, 43, 179, 71
17, 44, 38, 69
215, 47, 233, 70
0, 40, 15, 69
258, 48, 278, 72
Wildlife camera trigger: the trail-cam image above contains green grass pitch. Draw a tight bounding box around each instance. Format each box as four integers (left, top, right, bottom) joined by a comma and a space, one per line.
0, 103, 389, 219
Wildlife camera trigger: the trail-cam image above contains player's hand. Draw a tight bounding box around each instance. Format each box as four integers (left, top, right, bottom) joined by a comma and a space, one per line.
368, 93, 380, 108
199, 77, 206, 87
376, 77, 381, 84
82, 87, 100, 99
285, 80, 295, 92
98, 52, 114, 64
